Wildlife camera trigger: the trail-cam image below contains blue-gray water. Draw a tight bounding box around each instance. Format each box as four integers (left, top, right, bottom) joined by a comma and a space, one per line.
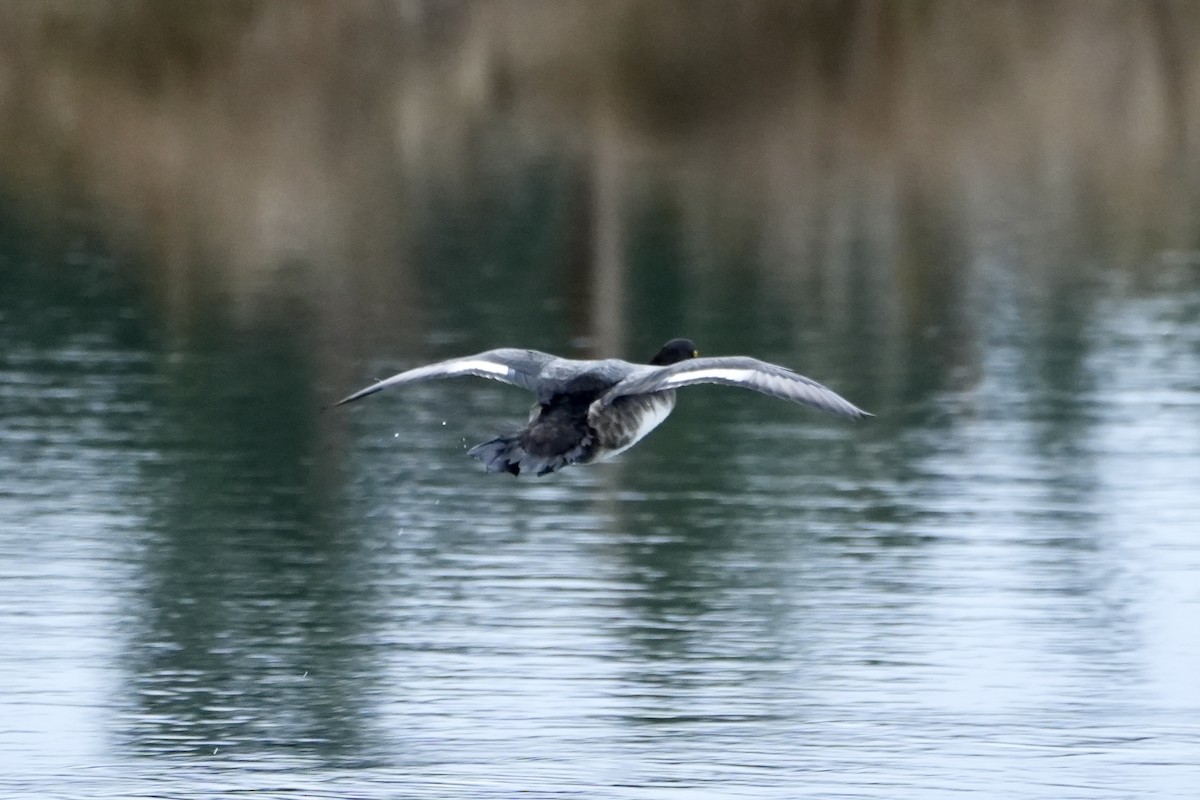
3, 4, 1200, 797
2, 217, 1198, 799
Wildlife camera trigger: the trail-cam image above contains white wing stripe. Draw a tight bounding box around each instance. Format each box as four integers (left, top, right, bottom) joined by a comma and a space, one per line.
444, 359, 511, 377
664, 367, 756, 385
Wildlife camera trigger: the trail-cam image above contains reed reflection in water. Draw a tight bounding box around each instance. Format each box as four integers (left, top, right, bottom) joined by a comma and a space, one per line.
0, 2, 1199, 798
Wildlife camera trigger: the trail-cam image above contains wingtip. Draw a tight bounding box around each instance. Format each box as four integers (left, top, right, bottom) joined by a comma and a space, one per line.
831, 400, 872, 419
328, 387, 377, 409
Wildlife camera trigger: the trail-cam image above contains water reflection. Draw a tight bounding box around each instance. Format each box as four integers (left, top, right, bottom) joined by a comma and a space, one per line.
2, 1, 1198, 342
2, 222, 1199, 794
116, 333, 386, 759
2, 2, 1200, 798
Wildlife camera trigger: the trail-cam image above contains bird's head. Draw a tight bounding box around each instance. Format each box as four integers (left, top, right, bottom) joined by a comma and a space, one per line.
650, 338, 699, 366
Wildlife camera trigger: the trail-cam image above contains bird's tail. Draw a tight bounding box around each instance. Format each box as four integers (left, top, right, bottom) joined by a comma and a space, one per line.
467, 434, 576, 477
467, 434, 526, 476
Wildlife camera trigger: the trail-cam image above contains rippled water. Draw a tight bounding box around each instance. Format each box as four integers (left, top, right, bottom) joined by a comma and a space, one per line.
2, 226, 1200, 799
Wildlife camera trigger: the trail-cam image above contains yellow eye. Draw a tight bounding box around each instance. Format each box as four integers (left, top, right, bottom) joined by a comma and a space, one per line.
692, 350, 699, 357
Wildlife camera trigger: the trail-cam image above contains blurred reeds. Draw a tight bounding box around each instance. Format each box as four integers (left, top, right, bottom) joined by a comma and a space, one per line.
1, 0, 1197, 351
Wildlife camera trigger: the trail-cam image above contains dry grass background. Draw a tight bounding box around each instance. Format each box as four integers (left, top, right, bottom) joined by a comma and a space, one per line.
1, 0, 1197, 350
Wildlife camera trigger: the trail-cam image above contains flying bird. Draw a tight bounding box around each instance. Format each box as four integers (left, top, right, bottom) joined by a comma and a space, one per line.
334, 338, 870, 476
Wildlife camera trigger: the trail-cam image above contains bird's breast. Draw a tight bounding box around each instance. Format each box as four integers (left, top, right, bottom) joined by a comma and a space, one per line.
588, 391, 676, 460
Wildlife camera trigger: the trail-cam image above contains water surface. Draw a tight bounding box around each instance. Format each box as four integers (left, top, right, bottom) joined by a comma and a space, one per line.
2, 4, 1200, 795
1, 218, 1198, 798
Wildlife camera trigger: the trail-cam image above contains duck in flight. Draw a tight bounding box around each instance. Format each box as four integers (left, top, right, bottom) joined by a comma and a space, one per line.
334, 338, 870, 477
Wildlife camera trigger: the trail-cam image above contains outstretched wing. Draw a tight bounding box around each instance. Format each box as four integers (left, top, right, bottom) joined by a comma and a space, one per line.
333, 348, 554, 407
598, 356, 871, 418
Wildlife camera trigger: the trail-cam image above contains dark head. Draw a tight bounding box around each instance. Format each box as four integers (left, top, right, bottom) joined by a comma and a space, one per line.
649, 338, 698, 366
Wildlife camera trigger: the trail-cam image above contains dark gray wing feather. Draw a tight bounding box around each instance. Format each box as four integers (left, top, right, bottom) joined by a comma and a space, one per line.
333, 348, 554, 407
598, 356, 871, 418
